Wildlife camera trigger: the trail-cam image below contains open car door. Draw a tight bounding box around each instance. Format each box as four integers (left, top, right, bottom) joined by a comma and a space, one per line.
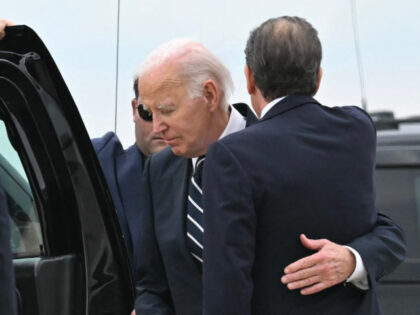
0, 25, 134, 314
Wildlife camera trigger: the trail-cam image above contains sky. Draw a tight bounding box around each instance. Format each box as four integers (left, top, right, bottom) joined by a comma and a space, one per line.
3, 0, 420, 148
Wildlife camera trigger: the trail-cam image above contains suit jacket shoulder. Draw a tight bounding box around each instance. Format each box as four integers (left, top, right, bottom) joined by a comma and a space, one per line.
220, 98, 377, 157
92, 131, 121, 154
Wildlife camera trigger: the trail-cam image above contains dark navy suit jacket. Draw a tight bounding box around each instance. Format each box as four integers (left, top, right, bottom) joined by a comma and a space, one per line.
0, 184, 17, 315
92, 132, 144, 265
202, 96, 388, 314
134, 102, 405, 315
134, 104, 256, 315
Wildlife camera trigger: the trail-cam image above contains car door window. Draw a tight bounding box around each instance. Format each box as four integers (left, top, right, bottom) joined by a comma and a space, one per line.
0, 120, 43, 258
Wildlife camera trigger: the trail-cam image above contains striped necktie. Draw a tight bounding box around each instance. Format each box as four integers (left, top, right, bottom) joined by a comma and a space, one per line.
186, 156, 205, 263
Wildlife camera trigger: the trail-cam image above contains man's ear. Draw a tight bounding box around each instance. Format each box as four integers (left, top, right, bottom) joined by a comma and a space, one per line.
244, 64, 256, 95
131, 98, 137, 122
313, 67, 323, 95
203, 80, 219, 112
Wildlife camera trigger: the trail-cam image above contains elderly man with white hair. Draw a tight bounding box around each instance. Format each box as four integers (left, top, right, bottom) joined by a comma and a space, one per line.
133, 38, 405, 315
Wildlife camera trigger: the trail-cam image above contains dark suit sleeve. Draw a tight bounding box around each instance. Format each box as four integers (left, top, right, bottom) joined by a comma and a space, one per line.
343, 106, 406, 287
133, 159, 175, 315
202, 141, 256, 315
346, 212, 406, 287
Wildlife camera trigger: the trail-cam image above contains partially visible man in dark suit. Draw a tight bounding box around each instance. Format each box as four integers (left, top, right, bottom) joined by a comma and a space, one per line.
92, 77, 167, 265
203, 16, 387, 314
0, 183, 17, 315
133, 39, 405, 315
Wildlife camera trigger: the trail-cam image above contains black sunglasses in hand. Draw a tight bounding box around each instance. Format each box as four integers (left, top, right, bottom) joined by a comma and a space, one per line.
136, 104, 153, 121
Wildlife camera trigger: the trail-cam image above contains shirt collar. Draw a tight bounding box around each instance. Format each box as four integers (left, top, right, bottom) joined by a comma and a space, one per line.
219, 104, 247, 139
260, 96, 287, 119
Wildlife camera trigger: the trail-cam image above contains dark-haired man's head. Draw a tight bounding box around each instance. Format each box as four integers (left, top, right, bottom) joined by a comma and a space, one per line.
244, 16, 323, 116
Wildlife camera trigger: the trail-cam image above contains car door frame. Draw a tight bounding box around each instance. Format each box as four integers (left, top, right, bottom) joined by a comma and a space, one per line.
0, 25, 134, 314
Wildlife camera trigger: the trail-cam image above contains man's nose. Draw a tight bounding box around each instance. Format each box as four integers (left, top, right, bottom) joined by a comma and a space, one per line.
153, 115, 168, 133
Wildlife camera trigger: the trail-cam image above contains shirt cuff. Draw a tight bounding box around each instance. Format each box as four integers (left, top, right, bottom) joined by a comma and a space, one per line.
344, 246, 369, 290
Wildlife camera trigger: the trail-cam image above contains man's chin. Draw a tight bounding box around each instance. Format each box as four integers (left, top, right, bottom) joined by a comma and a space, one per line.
171, 145, 195, 158
170, 146, 200, 159
170, 146, 184, 156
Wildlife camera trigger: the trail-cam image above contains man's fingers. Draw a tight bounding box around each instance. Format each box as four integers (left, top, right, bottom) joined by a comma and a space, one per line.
300, 282, 328, 295
283, 236, 356, 295
0, 19, 15, 40
281, 265, 321, 284
300, 234, 329, 251
285, 275, 321, 290
0, 19, 15, 27
284, 252, 318, 274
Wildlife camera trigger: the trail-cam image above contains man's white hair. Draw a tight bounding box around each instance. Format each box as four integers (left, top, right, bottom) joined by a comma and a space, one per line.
134, 38, 234, 109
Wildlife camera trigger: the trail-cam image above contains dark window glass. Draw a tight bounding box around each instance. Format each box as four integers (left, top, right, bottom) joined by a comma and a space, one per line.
375, 168, 420, 260
0, 120, 43, 257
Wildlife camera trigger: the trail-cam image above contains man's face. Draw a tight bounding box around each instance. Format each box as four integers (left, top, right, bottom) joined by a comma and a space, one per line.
132, 98, 167, 157
138, 63, 215, 158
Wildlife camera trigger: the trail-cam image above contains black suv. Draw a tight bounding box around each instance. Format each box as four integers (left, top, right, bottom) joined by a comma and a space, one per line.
372, 113, 420, 314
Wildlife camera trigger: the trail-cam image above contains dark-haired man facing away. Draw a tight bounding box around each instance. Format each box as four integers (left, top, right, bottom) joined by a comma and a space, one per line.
203, 16, 394, 314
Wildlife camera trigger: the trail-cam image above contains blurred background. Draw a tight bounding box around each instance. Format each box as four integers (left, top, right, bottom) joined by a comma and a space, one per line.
3, 0, 419, 148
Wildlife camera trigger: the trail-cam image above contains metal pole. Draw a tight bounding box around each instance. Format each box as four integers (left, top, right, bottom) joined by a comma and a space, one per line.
114, 0, 121, 132
350, 0, 368, 111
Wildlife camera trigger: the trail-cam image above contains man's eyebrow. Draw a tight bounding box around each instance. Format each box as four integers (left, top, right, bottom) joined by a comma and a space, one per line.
157, 103, 175, 110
